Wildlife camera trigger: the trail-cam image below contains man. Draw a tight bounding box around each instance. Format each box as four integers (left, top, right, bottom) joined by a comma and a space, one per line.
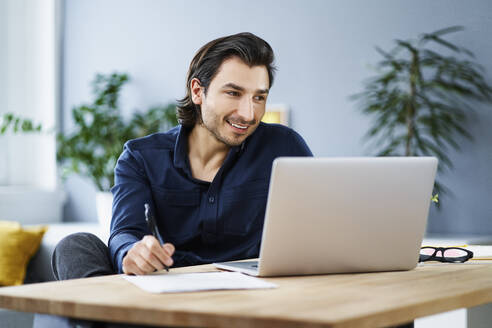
110, 32, 312, 276
52, 32, 312, 281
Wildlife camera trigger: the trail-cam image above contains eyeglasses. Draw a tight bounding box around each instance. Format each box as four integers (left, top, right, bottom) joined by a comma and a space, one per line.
419, 246, 473, 263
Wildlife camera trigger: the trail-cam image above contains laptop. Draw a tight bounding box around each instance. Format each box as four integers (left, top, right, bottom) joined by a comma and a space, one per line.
214, 157, 438, 277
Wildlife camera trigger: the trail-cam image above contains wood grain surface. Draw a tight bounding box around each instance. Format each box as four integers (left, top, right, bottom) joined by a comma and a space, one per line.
1, 263, 492, 328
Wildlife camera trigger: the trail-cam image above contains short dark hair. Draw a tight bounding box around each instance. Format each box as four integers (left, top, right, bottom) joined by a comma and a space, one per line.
176, 32, 276, 128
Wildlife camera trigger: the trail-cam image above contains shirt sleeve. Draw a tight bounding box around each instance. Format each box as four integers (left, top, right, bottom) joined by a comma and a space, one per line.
108, 143, 153, 273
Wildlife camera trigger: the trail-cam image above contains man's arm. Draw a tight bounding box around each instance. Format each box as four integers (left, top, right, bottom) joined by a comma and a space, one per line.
109, 144, 174, 274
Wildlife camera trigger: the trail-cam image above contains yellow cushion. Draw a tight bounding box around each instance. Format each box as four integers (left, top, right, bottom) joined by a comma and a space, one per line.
0, 221, 47, 286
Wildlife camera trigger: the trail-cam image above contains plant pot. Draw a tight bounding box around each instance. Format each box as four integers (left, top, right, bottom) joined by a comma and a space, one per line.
95, 191, 113, 234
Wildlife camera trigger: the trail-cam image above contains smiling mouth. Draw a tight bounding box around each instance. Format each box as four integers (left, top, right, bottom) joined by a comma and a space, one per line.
227, 120, 249, 131
230, 122, 247, 129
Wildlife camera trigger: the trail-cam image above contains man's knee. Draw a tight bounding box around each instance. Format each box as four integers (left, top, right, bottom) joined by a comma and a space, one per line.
53, 232, 106, 265
54, 232, 103, 253
52, 232, 114, 280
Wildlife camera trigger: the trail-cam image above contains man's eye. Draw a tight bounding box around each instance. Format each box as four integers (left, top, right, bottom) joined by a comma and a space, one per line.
226, 91, 239, 96
254, 95, 266, 101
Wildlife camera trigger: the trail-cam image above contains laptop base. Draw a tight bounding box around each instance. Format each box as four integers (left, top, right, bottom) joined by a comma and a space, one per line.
213, 260, 259, 276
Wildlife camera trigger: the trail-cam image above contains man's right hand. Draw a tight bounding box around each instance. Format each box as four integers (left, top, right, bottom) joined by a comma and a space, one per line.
122, 235, 175, 275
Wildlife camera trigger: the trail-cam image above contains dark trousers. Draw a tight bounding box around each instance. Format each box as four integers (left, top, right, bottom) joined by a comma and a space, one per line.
52, 232, 115, 280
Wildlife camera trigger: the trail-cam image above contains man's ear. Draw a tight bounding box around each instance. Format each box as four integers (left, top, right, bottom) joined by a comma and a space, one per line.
190, 78, 203, 105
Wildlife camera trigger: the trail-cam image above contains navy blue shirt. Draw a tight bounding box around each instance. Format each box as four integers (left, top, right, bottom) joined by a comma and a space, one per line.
109, 122, 312, 272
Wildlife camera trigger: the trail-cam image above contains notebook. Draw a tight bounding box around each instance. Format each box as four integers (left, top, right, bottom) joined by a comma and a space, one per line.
214, 157, 438, 276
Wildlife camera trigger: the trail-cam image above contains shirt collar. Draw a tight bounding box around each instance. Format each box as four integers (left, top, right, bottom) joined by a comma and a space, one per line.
173, 124, 249, 170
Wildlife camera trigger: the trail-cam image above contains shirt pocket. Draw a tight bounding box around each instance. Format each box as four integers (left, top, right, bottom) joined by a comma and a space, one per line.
221, 180, 269, 236
151, 186, 201, 243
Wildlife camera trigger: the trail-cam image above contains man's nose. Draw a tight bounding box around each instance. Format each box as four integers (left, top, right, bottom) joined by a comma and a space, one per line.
237, 97, 255, 122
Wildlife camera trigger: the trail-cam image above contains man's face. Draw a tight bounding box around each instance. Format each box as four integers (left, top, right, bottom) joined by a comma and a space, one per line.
191, 56, 270, 147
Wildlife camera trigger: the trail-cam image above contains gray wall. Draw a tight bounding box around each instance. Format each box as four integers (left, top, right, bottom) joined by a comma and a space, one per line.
0, 0, 8, 184
62, 0, 492, 235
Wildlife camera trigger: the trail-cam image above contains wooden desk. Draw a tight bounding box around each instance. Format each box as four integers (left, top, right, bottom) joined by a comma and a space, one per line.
1, 263, 492, 328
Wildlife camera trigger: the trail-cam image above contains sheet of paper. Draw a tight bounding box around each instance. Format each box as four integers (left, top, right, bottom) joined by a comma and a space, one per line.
123, 271, 277, 293
466, 245, 492, 260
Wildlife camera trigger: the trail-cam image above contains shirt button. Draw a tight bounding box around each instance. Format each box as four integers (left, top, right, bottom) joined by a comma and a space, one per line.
208, 196, 215, 204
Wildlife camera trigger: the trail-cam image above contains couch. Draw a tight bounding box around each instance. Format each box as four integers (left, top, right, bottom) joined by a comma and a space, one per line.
1, 222, 107, 328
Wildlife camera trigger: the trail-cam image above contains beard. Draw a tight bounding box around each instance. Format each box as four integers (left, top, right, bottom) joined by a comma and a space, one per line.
200, 109, 257, 147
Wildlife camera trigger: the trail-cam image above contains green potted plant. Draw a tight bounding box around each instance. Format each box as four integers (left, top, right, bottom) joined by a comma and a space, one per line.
1, 72, 178, 228
351, 26, 492, 203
